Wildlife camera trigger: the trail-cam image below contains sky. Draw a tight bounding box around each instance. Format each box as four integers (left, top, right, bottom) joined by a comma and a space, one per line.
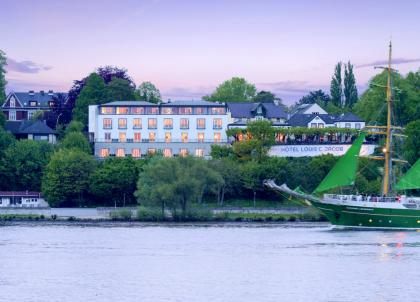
1, 0, 419, 105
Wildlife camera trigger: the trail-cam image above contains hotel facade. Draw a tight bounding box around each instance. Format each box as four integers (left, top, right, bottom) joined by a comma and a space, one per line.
88, 100, 228, 158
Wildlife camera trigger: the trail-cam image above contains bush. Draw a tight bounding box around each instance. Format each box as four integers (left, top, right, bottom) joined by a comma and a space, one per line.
110, 208, 133, 221
172, 208, 213, 222
136, 206, 165, 221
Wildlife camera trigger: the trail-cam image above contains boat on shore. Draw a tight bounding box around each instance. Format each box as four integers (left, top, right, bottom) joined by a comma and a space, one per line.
266, 43, 420, 230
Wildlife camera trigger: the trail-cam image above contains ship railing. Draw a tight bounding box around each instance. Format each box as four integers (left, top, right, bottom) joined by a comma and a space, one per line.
324, 194, 399, 203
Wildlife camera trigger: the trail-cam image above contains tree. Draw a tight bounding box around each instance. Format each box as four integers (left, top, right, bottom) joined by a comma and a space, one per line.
64, 120, 85, 135
297, 90, 331, 107
0, 111, 5, 127
89, 157, 139, 206
343, 61, 358, 108
403, 120, 420, 165
44, 93, 72, 129
330, 62, 343, 107
105, 77, 136, 101
72, 73, 106, 126
204, 77, 256, 102
60, 132, 91, 154
253, 91, 275, 103
135, 81, 162, 103
210, 158, 242, 205
42, 149, 96, 207
2, 140, 54, 191
210, 144, 235, 159
0, 50, 7, 106
0, 129, 16, 189
241, 160, 265, 206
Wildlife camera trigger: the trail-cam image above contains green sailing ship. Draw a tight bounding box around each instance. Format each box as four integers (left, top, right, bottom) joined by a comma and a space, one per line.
266, 43, 420, 229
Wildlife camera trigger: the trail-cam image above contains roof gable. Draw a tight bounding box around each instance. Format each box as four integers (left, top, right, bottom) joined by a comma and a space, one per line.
227, 102, 287, 119
2, 93, 23, 108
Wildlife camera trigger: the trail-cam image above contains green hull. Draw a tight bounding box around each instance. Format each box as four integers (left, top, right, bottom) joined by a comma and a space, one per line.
312, 201, 420, 229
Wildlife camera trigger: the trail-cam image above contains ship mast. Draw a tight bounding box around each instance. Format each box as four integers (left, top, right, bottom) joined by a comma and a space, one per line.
382, 41, 393, 196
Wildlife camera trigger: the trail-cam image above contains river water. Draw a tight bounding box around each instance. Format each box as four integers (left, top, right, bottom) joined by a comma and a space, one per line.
0, 222, 418, 302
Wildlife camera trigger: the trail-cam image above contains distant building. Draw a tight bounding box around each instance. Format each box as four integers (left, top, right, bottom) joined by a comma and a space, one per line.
1, 90, 68, 121
0, 191, 49, 208
88, 100, 228, 158
4, 120, 57, 143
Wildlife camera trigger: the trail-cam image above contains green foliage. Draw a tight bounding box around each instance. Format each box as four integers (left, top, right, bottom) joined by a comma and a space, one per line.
135, 81, 162, 103
253, 90, 276, 103
210, 144, 235, 159
65, 120, 85, 135
330, 62, 343, 107
403, 120, 420, 165
204, 77, 256, 102
105, 77, 136, 101
343, 61, 358, 108
297, 90, 330, 107
73, 73, 106, 125
42, 149, 96, 207
137, 206, 166, 221
89, 157, 138, 206
1, 140, 54, 191
209, 158, 242, 205
109, 208, 133, 221
60, 132, 91, 153
31, 110, 44, 121
0, 50, 7, 106
0, 112, 6, 127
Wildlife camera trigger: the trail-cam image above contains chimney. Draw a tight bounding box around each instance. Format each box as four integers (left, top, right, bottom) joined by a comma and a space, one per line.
48, 90, 54, 95
40, 90, 45, 95
29, 90, 35, 96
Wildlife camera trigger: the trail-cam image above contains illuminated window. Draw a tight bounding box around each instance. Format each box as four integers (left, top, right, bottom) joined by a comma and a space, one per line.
101, 107, 114, 114
119, 132, 126, 142
213, 118, 222, 129
118, 118, 127, 129
149, 132, 156, 142
148, 118, 157, 129
132, 148, 141, 158
163, 148, 172, 157
116, 148, 125, 157
238, 133, 244, 141
116, 107, 129, 114
180, 118, 189, 129
161, 107, 174, 115
318, 123, 324, 128
131, 107, 144, 114
355, 123, 361, 129
181, 132, 188, 143
165, 132, 172, 143
164, 118, 173, 129
147, 107, 159, 114
194, 107, 207, 115
103, 118, 112, 129
133, 118, 142, 129
214, 132, 221, 143
195, 148, 204, 157
345, 123, 351, 128
197, 133, 204, 142
211, 107, 225, 114
196, 118, 206, 129
179, 148, 188, 157
179, 107, 193, 114
148, 148, 156, 155
30, 101, 37, 107
104, 132, 111, 142
134, 132, 141, 142
100, 148, 109, 158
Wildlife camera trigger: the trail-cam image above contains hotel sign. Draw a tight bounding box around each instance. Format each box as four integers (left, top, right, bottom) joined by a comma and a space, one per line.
269, 144, 376, 157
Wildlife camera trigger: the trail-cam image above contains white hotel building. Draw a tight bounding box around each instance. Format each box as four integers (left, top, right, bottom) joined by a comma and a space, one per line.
88, 100, 228, 158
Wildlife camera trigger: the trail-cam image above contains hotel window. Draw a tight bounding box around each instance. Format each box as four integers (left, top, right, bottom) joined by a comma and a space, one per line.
238, 133, 244, 141
104, 132, 111, 142
355, 123, 361, 129
211, 107, 225, 115
147, 107, 159, 114
195, 148, 204, 157
310, 123, 317, 128
179, 148, 188, 157
131, 107, 145, 114
163, 148, 172, 157
133, 118, 142, 129
164, 118, 173, 129
196, 118, 206, 129
214, 132, 221, 143
101, 107, 114, 114
149, 132, 156, 142
165, 132, 172, 143
213, 118, 222, 129
179, 107, 193, 115
181, 132, 188, 143
148, 148, 156, 155
116, 148, 125, 157
116, 107, 129, 114
194, 107, 207, 115
103, 118, 112, 129
197, 133, 204, 143
318, 123, 324, 128
132, 148, 141, 158
180, 118, 189, 129
345, 123, 351, 128
118, 118, 127, 129
161, 107, 173, 115
100, 148, 109, 158
148, 118, 157, 129
119, 132, 126, 142
134, 132, 141, 142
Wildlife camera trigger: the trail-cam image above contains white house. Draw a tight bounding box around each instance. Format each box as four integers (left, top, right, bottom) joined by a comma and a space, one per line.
0, 192, 49, 208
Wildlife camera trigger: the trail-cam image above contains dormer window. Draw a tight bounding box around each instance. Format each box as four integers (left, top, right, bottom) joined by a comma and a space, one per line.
30, 101, 37, 107
49, 101, 55, 107
10, 98, 15, 107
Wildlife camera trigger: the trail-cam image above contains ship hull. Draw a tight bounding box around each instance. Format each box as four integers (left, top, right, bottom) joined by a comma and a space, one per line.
312, 200, 420, 229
